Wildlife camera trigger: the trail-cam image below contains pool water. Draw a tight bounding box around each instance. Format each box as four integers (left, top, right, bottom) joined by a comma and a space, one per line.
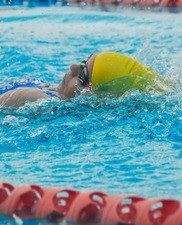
0, 6, 182, 225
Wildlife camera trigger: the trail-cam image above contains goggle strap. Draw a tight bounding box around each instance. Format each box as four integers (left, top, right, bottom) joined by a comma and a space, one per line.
80, 60, 87, 69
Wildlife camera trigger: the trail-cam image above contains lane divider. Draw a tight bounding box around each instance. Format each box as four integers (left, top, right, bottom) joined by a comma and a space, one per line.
100, 0, 182, 7
0, 182, 181, 224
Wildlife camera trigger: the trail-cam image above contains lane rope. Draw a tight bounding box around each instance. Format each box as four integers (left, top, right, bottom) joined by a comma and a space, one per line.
0, 182, 181, 224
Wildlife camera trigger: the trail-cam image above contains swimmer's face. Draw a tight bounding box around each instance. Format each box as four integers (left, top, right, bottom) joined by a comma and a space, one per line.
57, 54, 97, 99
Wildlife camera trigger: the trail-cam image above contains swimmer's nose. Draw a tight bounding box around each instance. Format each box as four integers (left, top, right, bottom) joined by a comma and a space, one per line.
70, 64, 80, 77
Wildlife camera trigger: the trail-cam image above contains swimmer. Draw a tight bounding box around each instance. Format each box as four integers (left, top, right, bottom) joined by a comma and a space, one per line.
0, 52, 166, 108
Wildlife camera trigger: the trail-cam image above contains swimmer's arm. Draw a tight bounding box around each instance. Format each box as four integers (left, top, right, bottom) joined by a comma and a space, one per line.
0, 88, 50, 108
41, 83, 57, 91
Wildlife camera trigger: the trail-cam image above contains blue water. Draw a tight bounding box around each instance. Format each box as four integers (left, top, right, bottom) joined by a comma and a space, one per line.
0, 6, 182, 225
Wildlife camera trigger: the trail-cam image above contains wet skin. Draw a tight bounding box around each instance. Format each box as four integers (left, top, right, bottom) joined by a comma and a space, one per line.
0, 54, 97, 108
57, 54, 96, 99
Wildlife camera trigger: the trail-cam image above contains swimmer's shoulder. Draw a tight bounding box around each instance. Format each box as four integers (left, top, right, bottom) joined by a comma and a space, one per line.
0, 87, 51, 108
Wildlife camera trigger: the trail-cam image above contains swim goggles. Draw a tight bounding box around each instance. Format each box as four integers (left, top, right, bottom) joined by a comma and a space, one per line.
79, 60, 90, 88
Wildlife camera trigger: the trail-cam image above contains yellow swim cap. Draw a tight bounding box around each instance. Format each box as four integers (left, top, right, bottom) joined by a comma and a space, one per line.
91, 52, 156, 87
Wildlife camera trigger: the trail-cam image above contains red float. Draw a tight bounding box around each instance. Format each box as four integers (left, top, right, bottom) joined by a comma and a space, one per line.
101, 195, 146, 224
66, 191, 107, 225
0, 183, 14, 213
163, 207, 182, 225
3, 185, 43, 219
134, 198, 181, 225
33, 187, 79, 223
